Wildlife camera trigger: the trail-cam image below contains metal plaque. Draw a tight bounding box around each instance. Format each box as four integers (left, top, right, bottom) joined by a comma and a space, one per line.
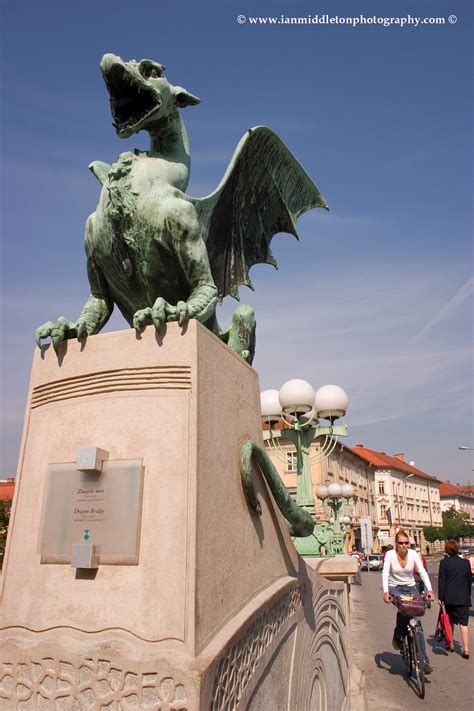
37, 459, 144, 564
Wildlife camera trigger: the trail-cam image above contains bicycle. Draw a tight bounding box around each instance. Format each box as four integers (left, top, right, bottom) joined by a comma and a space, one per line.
390, 593, 428, 699
414, 575, 431, 609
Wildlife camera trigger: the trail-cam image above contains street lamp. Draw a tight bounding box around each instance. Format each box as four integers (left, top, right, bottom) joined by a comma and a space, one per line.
315, 483, 355, 554
261, 379, 350, 556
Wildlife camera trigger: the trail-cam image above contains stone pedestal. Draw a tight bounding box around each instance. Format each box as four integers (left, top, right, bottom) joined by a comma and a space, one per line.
1, 323, 351, 709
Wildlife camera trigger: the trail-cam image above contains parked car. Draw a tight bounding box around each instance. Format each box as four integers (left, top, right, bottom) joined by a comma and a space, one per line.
460, 545, 472, 557
361, 554, 383, 571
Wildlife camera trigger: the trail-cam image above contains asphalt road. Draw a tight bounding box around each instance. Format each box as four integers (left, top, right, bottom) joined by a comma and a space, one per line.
350, 559, 474, 710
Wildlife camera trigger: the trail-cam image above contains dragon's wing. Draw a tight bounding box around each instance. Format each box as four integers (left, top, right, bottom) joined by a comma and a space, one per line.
89, 160, 112, 185
192, 126, 328, 300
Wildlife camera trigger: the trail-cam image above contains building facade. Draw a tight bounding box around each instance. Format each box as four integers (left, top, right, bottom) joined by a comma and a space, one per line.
263, 431, 442, 553
439, 481, 474, 523
349, 446, 442, 551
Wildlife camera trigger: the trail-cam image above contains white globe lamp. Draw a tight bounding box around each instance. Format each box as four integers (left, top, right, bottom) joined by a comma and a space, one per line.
328, 482, 342, 497
314, 384, 349, 421
315, 484, 329, 500
341, 483, 354, 498
279, 379, 316, 414
260, 389, 281, 419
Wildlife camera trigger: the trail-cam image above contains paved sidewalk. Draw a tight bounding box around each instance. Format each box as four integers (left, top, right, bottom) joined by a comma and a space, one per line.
350, 562, 473, 710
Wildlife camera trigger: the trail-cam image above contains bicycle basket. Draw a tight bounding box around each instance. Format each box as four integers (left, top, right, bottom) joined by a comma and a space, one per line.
393, 594, 426, 617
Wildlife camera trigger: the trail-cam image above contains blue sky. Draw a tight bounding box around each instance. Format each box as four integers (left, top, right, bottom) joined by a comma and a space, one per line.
1, 0, 473, 482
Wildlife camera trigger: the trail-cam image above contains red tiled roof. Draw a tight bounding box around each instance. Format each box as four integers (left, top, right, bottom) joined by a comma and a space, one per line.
348, 445, 439, 482
439, 481, 472, 498
262, 421, 290, 431
0, 480, 15, 501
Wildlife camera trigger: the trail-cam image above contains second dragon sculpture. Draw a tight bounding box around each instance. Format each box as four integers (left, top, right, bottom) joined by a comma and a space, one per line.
36, 54, 328, 362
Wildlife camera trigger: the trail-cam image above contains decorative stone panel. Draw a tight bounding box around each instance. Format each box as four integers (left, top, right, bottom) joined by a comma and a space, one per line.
0, 657, 188, 710
210, 583, 305, 710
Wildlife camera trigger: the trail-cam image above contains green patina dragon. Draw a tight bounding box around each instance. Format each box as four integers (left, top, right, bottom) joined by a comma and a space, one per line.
36, 54, 328, 363
35, 54, 331, 541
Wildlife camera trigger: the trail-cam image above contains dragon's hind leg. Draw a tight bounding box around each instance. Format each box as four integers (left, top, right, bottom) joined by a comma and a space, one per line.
209, 304, 256, 364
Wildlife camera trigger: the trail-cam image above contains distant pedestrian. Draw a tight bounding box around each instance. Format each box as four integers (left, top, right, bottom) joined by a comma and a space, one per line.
351, 544, 363, 585
382, 544, 393, 563
438, 539, 472, 659
426, 544, 430, 556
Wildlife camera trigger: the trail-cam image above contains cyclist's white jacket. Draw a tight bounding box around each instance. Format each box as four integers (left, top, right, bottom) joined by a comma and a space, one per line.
382, 549, 433, 593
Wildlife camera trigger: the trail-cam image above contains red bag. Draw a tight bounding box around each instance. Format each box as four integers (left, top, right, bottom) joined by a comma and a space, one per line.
435, 602, 453, 646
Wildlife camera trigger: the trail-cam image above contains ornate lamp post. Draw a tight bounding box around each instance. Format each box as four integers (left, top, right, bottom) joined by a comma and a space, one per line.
315, 483, 355, 555
340, 515, 353, 545
261, 379, 351, 556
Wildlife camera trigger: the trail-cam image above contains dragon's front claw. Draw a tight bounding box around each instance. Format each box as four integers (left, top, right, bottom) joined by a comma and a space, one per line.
168, 285, 218, 326
35, 321, 55, 348
76, 320, 89, 339
132, 307, 152, 332
151, 297, 169, 328
133, 299, 175, 332
35, 316, 77, 352
175, 301, 189, 327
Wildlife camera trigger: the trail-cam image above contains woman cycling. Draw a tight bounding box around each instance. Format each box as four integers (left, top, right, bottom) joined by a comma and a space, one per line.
383, 530, 435, 674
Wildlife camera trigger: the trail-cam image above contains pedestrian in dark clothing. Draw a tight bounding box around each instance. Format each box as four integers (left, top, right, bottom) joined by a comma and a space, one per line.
438, 539, 472, 658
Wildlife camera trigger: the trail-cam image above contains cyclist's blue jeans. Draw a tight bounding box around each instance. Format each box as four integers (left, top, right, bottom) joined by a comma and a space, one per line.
389, 584, 430, 665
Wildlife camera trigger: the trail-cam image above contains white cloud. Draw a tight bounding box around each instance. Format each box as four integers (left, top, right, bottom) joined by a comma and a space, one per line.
413, 276, 474, 342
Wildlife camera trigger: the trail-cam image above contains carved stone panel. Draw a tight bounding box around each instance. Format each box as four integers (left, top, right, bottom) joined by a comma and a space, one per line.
0, 657, 188, 710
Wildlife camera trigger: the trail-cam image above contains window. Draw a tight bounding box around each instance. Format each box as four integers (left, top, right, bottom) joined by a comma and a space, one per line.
286, 451, 298, 472
378, 481, 385, 494
380, 504, 387, 518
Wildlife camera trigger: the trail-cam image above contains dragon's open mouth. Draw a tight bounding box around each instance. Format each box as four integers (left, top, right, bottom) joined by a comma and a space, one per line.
105, 65, 159, 133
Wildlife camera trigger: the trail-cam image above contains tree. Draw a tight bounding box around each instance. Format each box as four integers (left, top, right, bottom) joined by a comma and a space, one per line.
441, 506, 471, 541
0, 499, 12, 567
423, 525, 444, 543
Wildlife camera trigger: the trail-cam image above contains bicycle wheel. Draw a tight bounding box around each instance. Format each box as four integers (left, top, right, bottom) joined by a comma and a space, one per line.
410, 627, 426, 699
401, 635, 412, 675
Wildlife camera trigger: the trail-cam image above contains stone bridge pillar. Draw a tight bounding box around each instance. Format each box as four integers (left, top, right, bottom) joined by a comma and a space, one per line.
1, 323, 354, 709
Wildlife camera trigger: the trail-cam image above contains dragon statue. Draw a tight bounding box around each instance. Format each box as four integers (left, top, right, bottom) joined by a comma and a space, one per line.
35, 53, 328, 362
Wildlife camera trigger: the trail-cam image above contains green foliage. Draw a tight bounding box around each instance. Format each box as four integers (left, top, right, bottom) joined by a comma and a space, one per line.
0, 499, 12, 568
442, 506, 472, 541
423, 525, 444, 543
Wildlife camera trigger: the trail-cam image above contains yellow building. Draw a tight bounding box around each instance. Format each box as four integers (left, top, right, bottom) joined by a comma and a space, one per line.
264, 433, 442, 553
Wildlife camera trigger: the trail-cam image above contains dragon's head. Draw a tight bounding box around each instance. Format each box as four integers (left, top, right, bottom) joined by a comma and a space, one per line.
100, 53, 201, 138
